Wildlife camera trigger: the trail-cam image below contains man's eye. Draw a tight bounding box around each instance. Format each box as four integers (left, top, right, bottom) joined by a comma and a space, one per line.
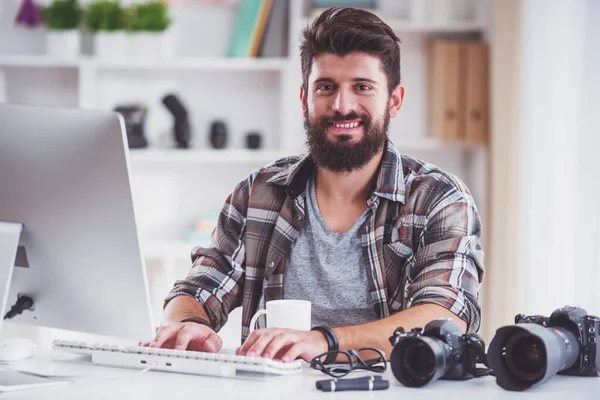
357, 84, 372, 91
317, 84, 333, 91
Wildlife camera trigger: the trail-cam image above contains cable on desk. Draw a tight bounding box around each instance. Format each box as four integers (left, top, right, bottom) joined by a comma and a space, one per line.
75, 361, 159, 389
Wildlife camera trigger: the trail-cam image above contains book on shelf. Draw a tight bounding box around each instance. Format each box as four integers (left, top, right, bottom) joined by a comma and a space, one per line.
258, 0, 289, 58
227, 0, 263, 57
248, 0, 273, 57
227, 0, 289, 58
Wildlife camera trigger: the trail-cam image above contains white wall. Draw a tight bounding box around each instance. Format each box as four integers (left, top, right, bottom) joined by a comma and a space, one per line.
514, 0, 598, 317
486, 0, 600, 340
575, 0, 600, 312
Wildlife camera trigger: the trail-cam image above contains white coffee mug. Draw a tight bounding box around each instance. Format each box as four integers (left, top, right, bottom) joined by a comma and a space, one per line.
249, 300, 311, 333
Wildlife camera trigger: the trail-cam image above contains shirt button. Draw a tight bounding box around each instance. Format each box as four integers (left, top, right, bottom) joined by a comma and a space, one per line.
297, 215, 303, 221
269, 261, 275, 268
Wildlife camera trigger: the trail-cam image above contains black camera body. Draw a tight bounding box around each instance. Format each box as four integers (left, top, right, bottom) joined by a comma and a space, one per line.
488, 306, 600, 391
389, 319, 488, 387
517, 306, 600, 377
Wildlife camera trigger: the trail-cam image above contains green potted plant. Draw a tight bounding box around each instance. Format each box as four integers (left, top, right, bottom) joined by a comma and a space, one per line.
125, 0, 173, 60
41, 0, 82, 59
83, 0, 126, 59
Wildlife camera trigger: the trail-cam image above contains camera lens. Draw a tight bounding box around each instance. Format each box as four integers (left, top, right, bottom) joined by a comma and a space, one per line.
505, 332, 546, 381
403, 340, 436, 383
488, 324, 580, 391
391, 336, 449, 387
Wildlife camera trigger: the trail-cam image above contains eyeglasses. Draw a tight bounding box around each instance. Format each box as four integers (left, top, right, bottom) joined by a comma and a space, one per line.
310, 347, 387, 378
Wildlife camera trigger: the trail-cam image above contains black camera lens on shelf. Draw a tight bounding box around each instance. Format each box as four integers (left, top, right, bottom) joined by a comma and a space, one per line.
389, 319, 491, 388
487, 306, 600, 392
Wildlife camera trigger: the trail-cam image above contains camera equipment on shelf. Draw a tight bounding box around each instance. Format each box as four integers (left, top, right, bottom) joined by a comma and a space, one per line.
487, 306, 600, 391
388, 319, 491, 388
162, 93, 191, 149
114, 104, 148, 149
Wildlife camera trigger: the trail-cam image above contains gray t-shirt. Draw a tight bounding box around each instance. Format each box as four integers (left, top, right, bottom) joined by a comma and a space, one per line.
283, 175, 378, 327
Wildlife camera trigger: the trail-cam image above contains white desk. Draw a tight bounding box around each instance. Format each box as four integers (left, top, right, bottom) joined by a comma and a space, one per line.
1, 352, 599, 400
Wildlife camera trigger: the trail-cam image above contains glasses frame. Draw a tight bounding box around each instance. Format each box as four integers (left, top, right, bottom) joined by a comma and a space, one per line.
310, 347, 388, 378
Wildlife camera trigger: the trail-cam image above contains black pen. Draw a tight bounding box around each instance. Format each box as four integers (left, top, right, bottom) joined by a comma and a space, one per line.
316, 376, 389, 392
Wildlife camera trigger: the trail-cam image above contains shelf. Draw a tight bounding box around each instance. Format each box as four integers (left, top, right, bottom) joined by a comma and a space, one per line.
0, 55, 81, 68
0, 55, 289, 72
128, 139, 482, 165
97, 57, 290, 72
129, 148, 286, 164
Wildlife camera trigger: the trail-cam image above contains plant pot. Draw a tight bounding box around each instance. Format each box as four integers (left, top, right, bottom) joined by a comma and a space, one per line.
46, 30, 80, 59
128, 31, 174, 60
94, 31, 128, 60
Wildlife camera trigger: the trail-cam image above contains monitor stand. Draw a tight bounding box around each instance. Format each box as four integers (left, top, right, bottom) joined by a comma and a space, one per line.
0, 222, 21, 320
0, 222, 37, 362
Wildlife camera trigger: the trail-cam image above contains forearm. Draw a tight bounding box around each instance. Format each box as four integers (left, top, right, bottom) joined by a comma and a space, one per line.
333, 304, 467, 358
162, 295, 211, 327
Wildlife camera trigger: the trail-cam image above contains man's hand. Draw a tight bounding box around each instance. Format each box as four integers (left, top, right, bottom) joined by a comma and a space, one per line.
236, 328, 327, 363
143, 322, 223, 353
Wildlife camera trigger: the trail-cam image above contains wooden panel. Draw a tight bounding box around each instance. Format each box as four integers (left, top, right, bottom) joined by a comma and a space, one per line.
427, 40, 462, 141
462, 41, 489, 143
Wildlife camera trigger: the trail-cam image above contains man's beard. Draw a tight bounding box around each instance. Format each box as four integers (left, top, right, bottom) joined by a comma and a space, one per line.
304, 108, 390, 173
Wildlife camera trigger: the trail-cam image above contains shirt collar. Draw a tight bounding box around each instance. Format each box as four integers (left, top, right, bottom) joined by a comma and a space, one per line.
266, 140, 406, 204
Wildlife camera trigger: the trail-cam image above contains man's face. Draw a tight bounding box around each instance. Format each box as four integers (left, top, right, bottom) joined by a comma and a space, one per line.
301, 52, 403, 173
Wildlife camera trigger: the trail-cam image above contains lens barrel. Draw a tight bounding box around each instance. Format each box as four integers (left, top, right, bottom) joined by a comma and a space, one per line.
488, 323, 579, 391
390, 336, 450, 387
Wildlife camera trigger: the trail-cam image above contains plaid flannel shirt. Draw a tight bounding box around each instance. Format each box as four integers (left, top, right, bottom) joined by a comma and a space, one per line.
165, 141, 485, 342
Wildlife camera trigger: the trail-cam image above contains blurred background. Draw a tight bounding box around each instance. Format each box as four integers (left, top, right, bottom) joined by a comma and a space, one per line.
0, 0, 598, 348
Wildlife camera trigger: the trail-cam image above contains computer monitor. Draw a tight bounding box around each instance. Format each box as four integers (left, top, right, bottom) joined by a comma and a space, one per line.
0, 103, 155, 341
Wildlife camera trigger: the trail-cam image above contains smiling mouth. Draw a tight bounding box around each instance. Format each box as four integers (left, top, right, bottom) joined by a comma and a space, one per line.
328, 121, 363, 133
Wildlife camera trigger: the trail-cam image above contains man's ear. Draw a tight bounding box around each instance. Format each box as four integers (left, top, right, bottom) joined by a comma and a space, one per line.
300, 85, 307, 114
388, 84, 405, 118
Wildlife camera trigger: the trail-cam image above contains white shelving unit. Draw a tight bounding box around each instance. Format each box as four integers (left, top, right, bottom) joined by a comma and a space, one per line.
0, 0, 490, 324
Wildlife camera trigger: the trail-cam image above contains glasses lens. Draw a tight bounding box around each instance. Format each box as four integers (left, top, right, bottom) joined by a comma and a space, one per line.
354, 348, 386, 371
402, 340, 436, 383
327, 352, 353, 377
505, 333, 547, 381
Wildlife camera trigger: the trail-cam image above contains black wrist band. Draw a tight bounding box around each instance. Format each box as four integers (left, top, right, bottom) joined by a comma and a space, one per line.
311, 326, 339, 364
180, 317, 212, 329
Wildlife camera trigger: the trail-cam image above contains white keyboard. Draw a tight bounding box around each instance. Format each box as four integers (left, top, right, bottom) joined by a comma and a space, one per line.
52, 340, 304, 379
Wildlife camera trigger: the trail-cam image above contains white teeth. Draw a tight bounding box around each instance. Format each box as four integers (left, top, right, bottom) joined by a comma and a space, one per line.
333, 122, 360, 129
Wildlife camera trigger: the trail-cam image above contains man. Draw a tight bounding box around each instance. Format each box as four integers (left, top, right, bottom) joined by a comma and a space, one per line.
148, 7, 485, 363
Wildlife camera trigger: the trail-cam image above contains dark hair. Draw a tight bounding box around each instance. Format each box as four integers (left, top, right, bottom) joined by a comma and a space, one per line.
299, 7, 401, 96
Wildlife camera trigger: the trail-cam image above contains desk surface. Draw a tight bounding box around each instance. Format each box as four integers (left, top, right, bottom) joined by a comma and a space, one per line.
1, 353, 599, 400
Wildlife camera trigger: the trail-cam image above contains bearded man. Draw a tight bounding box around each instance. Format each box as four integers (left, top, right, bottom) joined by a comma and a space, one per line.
149, 7, 485, 363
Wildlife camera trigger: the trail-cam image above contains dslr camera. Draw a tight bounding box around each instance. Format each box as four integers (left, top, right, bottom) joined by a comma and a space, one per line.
488, 306, 600, 391
388, 319, 490, 387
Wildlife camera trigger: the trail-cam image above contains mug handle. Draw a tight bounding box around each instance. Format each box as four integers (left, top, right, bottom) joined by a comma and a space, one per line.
249, 310, 267, 333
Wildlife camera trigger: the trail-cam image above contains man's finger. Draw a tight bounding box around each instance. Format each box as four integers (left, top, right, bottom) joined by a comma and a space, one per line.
237, 329, 263, 355
246, 332, 274, 357
281, 343, 308, 363
150, 325, 182, 348
174, 325, 210, 350
197, 332, 222, 353
263, 334, 296, 360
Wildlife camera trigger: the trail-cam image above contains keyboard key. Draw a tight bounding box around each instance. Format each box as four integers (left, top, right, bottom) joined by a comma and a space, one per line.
174, 350, 187, 358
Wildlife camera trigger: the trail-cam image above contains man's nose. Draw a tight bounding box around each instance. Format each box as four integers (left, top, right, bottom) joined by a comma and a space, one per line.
333, 90, 357, 116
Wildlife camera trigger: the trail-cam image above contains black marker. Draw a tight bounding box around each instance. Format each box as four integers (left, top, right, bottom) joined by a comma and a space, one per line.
316, 376, 389, 392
